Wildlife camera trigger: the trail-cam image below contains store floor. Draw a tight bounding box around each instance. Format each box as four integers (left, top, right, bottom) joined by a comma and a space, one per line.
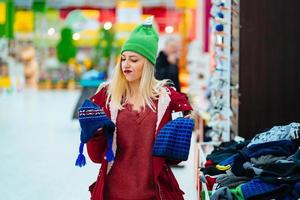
0, 89, 197, 200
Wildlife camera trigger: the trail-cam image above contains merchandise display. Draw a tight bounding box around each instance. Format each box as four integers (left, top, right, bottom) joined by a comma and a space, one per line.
206, 0, 232, 142
198, 122, 300, 200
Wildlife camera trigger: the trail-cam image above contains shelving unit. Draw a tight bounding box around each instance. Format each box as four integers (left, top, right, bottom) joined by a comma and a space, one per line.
207, 0, 232, 142
194, 0, 239, 199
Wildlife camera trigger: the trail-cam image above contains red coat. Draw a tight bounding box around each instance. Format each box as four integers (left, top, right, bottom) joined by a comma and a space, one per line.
86, 86, 193, 200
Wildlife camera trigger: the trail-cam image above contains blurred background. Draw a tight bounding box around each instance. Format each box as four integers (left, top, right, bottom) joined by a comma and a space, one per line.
1, 0, 300, 199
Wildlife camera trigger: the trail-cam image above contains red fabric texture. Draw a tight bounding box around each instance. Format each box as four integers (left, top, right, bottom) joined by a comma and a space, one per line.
204, 160, 214, 168
104, 104, 157, 199
86, 86, 192, 200
205, 175, 217, 191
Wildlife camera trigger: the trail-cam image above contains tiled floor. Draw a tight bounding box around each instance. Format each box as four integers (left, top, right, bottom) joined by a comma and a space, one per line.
0, 89, 197, 200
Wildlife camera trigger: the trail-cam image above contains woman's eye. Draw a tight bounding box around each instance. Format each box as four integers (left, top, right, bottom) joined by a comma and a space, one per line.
131, 60, 138, 63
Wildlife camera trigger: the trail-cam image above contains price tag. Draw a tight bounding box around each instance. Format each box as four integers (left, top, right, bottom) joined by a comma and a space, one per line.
172, 111, 183, 120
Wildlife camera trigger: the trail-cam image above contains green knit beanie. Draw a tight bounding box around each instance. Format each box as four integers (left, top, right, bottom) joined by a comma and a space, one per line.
121, 17, 159, 65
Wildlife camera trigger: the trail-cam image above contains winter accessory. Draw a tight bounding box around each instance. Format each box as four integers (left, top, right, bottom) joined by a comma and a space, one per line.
216, 174, 250, 189
210, 187, 235, 200
250, 154, 287, 166
218, 153, 239, 166
204, 160, 215, 168
256, 150, 300, 184
241, 179, 291, 200
291, 181, 300, 199
75, 99, 115, 167
243, 162, 263, 176
216, 24, 224, 32
231, 152, 253, 177
217, 12, 224, 19
230, 185, 245, 200
205, 175, 217, 190
294, 148, 300, 166
152, 117, 194, 161
121, 16, 159, 65
247, 122, 300, 148
206, 140, 249, 164
243, 140, 298, 158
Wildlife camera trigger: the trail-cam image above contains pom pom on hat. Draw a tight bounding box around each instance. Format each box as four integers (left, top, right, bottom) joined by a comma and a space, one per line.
121, 16, 159, 65
75, 99, 115, 167
216, 24, 224, 32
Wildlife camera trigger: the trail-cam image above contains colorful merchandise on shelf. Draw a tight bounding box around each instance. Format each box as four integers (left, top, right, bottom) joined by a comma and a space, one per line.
206, 0, 232, 142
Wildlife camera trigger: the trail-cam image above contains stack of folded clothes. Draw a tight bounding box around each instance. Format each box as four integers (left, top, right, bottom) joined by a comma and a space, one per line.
200, 122, 300, 200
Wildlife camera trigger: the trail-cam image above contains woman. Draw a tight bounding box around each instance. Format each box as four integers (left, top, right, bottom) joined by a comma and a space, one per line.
86, 17, 193, 200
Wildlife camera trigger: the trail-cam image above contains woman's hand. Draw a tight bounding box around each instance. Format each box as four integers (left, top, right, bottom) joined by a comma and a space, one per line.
184, 114, 192, 119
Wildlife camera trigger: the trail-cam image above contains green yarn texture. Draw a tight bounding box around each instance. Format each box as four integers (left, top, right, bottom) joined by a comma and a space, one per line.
121, 24, 159, 65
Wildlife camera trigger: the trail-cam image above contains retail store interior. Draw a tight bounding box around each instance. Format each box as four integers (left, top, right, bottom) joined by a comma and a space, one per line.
1, 0, 300, 200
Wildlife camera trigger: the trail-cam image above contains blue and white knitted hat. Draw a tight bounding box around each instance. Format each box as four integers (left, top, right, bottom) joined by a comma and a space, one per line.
75, 99, 115, 167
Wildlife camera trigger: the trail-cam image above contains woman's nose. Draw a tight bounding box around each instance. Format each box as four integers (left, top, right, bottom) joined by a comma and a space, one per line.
123, 60, 130, 68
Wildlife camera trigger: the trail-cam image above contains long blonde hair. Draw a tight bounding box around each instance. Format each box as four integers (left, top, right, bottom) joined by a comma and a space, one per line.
102, 59, 169, 111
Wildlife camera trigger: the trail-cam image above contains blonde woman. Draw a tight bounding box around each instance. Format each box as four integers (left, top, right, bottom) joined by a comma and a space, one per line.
86, 17, 193, 200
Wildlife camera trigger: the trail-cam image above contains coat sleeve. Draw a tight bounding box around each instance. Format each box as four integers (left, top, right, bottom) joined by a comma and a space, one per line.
168, 87, 193, 112
86, 130, 107, 163
86, 87, 109, 164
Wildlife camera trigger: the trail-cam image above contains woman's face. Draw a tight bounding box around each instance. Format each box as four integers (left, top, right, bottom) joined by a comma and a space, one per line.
121, 51, 145, 83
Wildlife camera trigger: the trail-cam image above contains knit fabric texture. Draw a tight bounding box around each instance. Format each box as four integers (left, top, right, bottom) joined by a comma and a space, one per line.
247, 122, 300, 148
243, 140, 298, 158
250, 154, 287, 166
216, 174, 250, 189
206, 140, 249, 164
291, 181, 300, 199
75, 99, 115, 167
210, 187, 234, 200
78, 99, 114, 143
257, 149, 300, 184
121, 16, 159, 65
152, 117, 194, 161
241, 179, 291, 200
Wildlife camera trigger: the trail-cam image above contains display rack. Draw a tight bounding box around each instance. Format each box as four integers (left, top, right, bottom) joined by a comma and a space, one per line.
207, 0, 232, 142
195, 1, 239, 199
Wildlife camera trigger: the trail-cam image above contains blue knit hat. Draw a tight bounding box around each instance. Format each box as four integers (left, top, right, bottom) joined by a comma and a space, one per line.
241, 179, 291, 199
75, 99, 115, 167
153, 117, 194, 161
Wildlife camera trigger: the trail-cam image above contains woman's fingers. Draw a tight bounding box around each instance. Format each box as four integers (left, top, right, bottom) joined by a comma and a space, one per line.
184, 114, 192, 119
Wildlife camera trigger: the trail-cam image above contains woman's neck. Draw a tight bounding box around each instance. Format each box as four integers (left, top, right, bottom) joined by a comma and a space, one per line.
128, 80, 143, 110
128, 80, 140, 97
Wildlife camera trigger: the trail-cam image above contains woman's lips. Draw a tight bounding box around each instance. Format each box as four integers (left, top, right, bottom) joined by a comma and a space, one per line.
124, 70, 132, 74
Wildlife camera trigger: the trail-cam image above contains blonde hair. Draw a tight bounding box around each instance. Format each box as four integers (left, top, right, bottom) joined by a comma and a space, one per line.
100, 59, 169, 111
